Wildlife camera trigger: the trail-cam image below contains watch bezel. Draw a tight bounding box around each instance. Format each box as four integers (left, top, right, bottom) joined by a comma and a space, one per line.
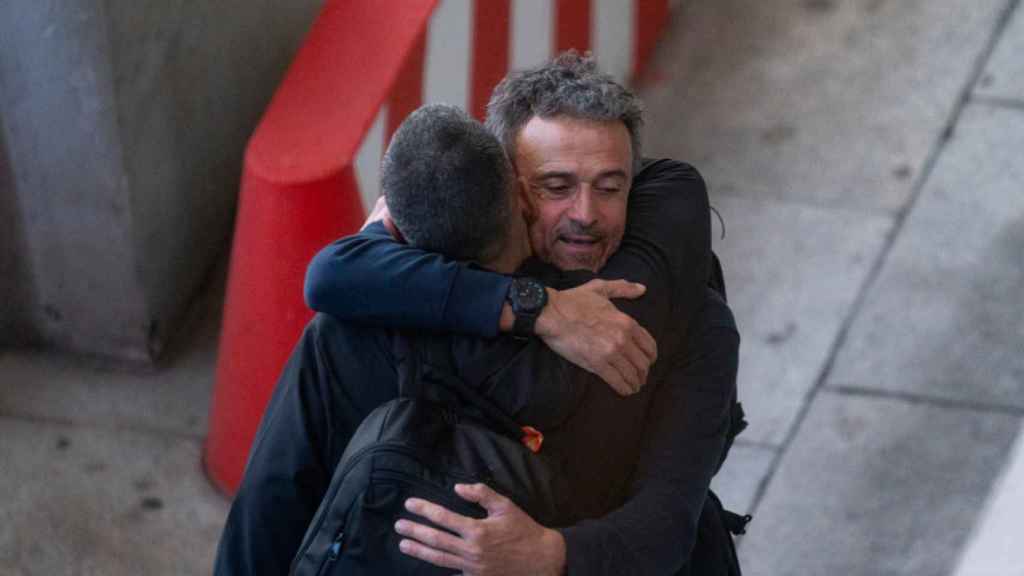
510, 277, 547, 314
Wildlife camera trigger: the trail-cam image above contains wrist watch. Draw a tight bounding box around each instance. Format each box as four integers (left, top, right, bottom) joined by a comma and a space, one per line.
508, 277, 548, 338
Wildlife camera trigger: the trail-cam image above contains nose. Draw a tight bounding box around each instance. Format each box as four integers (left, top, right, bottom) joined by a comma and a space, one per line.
567, 186, 598, 228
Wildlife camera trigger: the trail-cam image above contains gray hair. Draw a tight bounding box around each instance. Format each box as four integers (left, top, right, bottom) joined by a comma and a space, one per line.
381, 104, 513, 263
484, 50, 644, 172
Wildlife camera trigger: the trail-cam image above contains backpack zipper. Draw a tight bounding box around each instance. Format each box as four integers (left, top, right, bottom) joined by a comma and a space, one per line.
315, 532, 344, 576
373, 470, 484, 515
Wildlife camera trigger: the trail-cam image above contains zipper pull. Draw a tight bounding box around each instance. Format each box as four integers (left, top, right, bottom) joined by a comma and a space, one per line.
327, 533, 343, 560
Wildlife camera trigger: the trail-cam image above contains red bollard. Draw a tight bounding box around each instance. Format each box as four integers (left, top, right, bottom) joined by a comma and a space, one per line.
204, 0, 438, 495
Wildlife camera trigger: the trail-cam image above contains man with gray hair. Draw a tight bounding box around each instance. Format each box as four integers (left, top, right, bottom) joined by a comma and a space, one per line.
305, 52, 741, 575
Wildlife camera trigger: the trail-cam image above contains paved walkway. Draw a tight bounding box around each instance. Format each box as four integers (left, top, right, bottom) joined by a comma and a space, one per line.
0, 1, 1021, 574
640, 0, 1024, 573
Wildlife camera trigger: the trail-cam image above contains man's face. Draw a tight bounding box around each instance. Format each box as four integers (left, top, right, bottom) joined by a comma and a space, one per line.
513, 116, 633, 272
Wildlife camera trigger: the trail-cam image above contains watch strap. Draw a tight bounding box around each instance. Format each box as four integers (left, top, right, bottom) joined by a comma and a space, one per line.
512, 310, 539, 338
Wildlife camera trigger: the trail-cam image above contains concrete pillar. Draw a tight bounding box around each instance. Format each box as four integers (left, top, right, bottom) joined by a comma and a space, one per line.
0, 123, 34, 347
0, 0, 323, 361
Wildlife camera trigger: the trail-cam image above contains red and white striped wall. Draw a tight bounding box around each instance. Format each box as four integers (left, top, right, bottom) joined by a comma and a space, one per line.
354, 0, 672, 215
206, 0, 673, 494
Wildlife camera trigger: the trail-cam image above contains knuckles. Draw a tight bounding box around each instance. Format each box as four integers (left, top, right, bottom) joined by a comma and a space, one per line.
464, 524, 485, 543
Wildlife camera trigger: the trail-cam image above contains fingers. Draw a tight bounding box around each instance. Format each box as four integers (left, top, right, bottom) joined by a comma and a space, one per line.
395, 519, 470, 557
612, 313, 657, 366
608, 353, 642, 394
632, 323, 658, 364
405, 498, 475, 537
398, 537, 467, 571
619, 340, 651, 389
586, 279, 646, 300
593, 362, 634, 396
454, 483, 507, 514
361, 195, 390, 230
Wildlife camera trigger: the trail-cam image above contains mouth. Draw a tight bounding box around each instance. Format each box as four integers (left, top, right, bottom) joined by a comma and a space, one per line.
558, 235, 601, 248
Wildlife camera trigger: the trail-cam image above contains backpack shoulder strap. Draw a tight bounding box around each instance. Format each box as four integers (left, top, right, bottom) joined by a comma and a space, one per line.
402, 335, 527, 444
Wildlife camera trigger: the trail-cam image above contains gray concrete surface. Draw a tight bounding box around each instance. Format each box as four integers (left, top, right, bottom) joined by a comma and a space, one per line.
829, 104, 1024, 409
0, 419, 227, 575
738, 392, 1021, 576
976, 4, 1024, 103
0, 268, 227, 575
707, 195, 891, 445
2, 0, 1023, 573
0, 1, 150, 359
711, 443, 775, 517
0, 0, 322, 362
0, 271, 222, 437
641, 0, 1008, 214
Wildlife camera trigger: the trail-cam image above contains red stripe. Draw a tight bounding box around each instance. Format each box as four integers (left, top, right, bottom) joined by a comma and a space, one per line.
387, 27, 428, 141
634, 0, 669, 79
246, 0, 437, 183
471, 0, 511, 120
556, 0, 591, 53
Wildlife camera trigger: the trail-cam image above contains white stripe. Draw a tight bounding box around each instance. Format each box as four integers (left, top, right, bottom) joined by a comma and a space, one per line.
424, 0, 473, 110
511, 0, 554, 72
354, 104, 387, 213
593, 0, 635, 84
953, 426, 1024, 576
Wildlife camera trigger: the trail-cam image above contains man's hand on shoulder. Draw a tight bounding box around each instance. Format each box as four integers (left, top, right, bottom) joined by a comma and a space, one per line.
396, 483, 566, 576
535, 279, 658, 396
362, 195, 404, 241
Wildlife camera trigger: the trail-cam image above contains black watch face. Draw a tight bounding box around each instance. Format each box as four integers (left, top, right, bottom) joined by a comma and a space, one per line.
512, 279, 546, 313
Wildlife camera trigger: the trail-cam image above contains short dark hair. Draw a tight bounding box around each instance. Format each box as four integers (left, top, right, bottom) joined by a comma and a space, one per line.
382, 104, 514, 262
485, 50, 644, 172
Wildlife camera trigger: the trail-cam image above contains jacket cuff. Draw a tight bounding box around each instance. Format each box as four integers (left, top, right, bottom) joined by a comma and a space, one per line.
444, 267, 512, 338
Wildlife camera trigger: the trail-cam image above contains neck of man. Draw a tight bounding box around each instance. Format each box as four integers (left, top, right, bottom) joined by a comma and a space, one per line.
482, 250, 522, 275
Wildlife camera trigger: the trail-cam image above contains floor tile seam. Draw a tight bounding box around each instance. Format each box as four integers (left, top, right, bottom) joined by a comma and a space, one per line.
741, 0, 1022, 519
969, 94, 1024, 112
0, 409, 208, 442
824, 384, 1024, 418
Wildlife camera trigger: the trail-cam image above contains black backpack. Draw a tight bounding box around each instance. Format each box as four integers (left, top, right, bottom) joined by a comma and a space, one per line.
289, 341, 568, 576
682, 251, 752, 576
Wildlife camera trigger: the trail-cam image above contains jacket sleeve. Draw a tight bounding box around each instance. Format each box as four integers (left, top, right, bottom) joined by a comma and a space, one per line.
596, 158, 711, 347
558, 291, 740, 575
213, 320, 336, 576
304, 221, 512, 338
